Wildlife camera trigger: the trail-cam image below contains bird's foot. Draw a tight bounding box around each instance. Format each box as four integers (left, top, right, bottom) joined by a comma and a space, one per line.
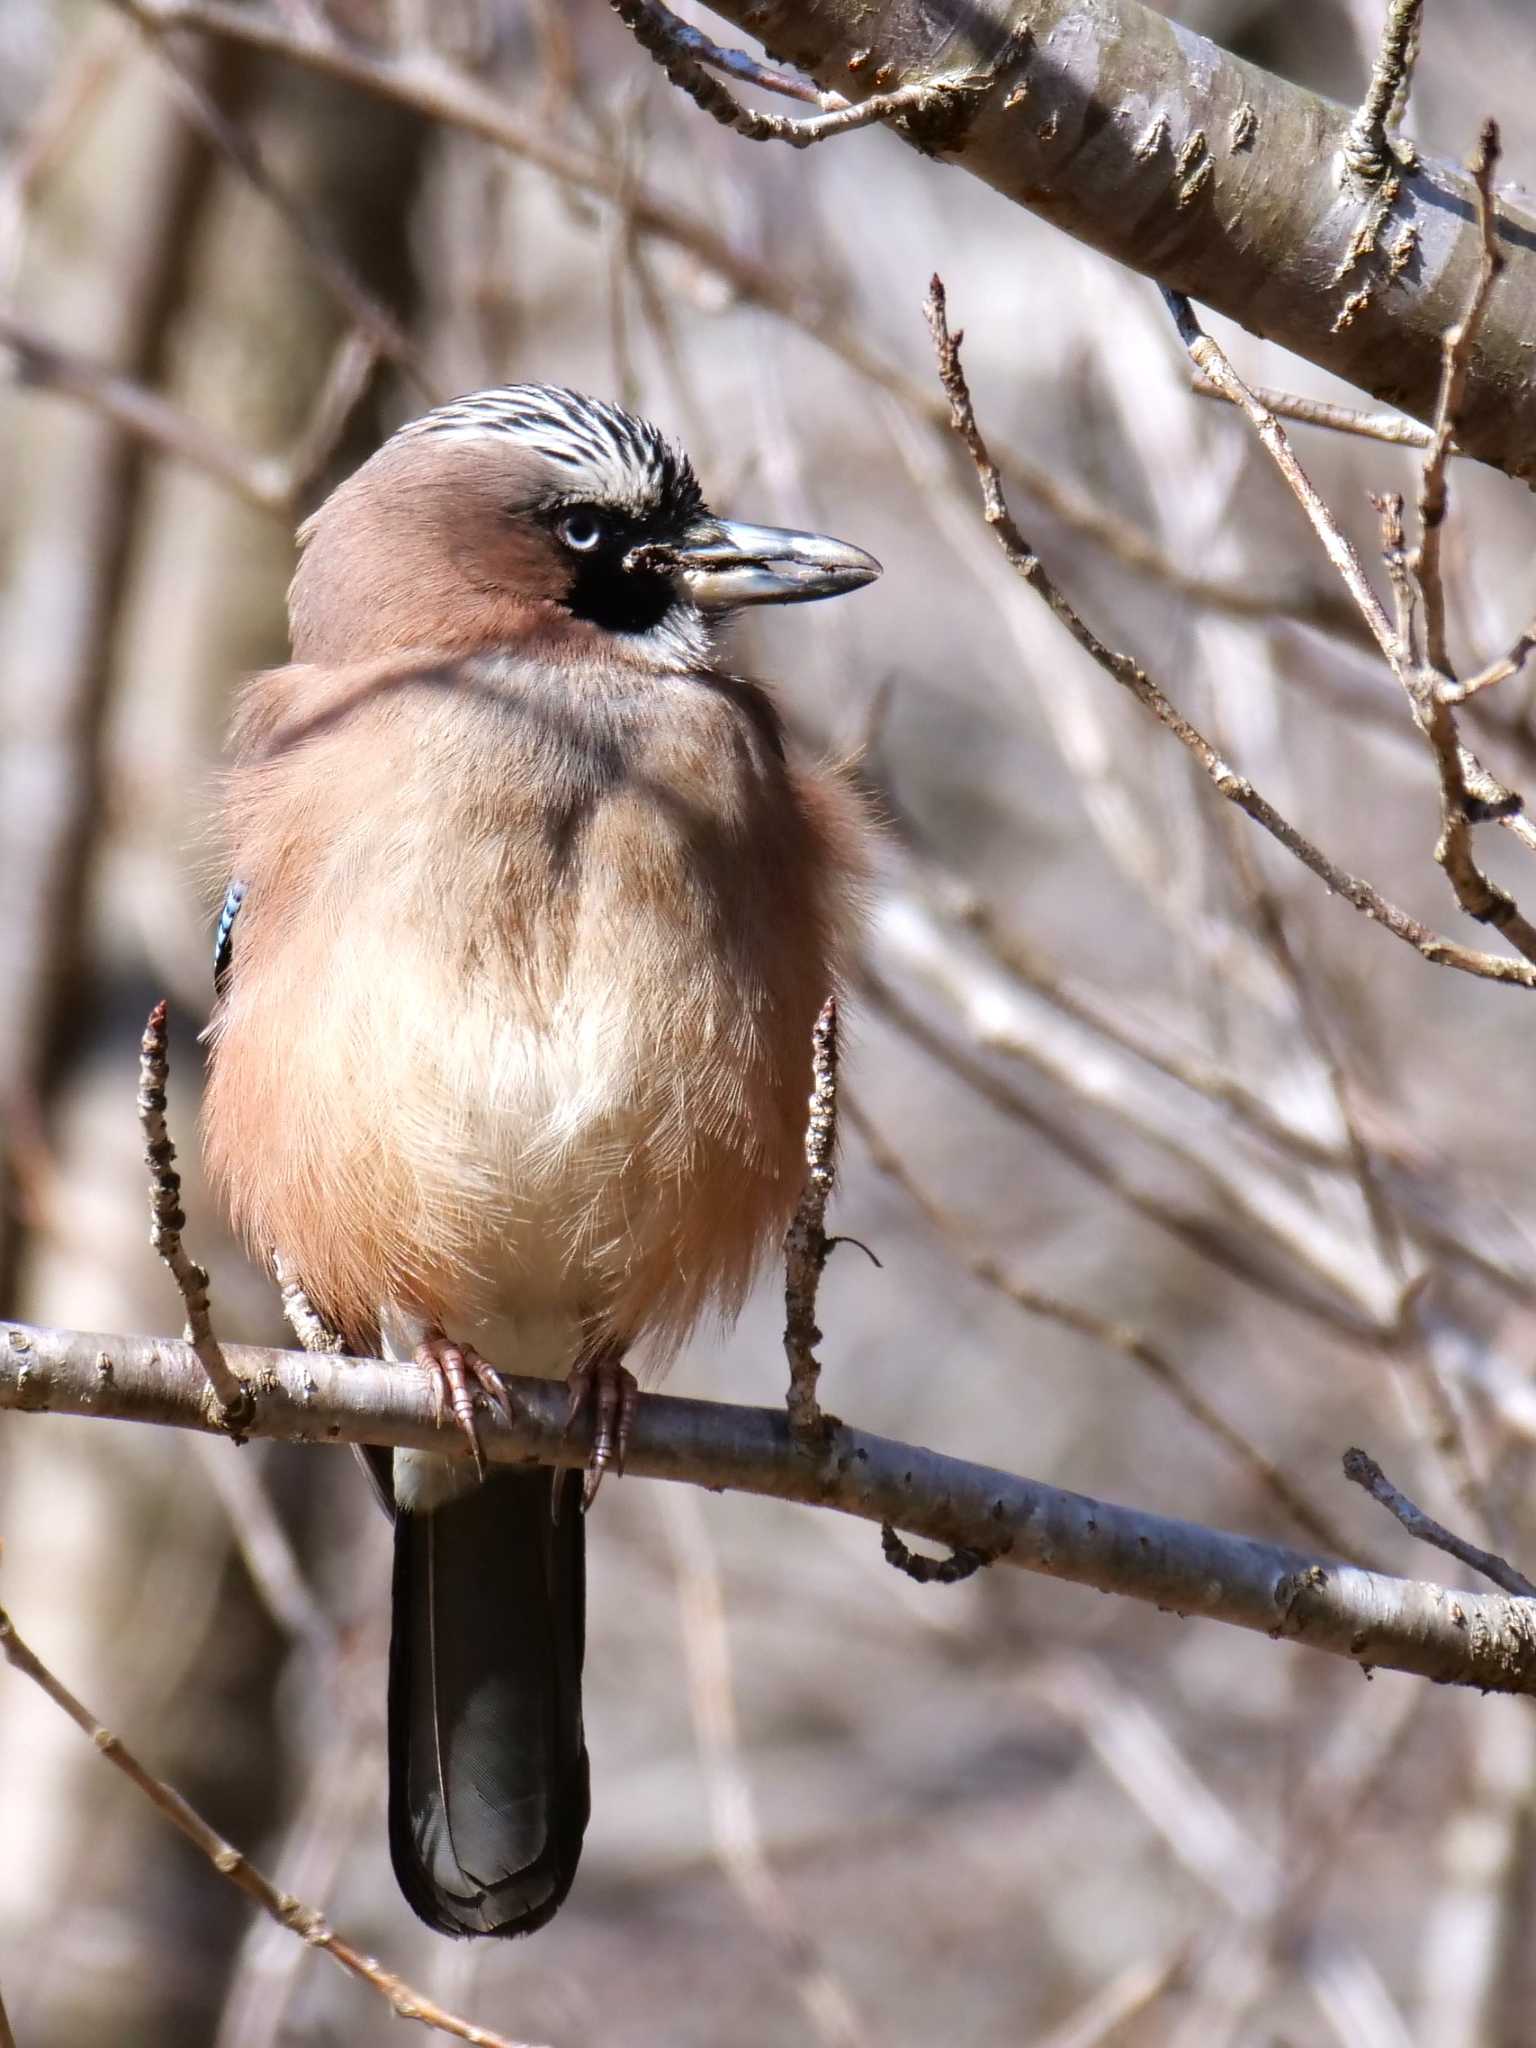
414, 1330, 512, 1480
566, 1347, 638, 1508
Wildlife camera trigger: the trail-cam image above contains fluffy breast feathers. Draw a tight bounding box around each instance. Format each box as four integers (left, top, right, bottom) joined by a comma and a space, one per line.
202, 649, 869, 1363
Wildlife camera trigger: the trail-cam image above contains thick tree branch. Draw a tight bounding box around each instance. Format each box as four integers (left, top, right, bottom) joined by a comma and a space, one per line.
690, 0, 1536, 483
6, 1318, 1536, 1696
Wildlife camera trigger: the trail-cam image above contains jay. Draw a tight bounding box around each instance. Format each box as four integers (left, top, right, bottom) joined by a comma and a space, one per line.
203, 385, 878, 1938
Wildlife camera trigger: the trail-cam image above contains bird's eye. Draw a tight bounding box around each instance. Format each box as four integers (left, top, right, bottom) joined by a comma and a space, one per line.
557, 508, 607, 553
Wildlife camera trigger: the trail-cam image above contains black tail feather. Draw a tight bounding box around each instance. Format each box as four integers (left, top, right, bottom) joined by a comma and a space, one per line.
388, 1465, 589, 1937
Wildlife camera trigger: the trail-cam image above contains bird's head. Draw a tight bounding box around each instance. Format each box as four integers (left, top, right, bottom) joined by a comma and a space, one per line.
288, 384, 880, 669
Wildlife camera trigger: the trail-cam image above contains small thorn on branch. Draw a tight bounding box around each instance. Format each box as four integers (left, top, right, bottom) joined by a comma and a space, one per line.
137, 1002, 253, 1433
1343, 1446, 1536, 1598
783, 996, 841, 1443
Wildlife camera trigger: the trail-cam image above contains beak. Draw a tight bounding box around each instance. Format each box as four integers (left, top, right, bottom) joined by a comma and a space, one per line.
664, 516, 882, 611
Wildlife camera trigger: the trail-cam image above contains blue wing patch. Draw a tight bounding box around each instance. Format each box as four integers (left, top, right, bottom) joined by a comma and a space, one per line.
214, 880, 246, 995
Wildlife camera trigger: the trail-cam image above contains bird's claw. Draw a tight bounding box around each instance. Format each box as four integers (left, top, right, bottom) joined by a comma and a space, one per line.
565, 1350, 638, 1508
414, 1332, 511, 1480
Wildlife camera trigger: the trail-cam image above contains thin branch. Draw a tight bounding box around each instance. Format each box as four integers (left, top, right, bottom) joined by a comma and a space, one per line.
1343, 1448, 1536, 1598
936, 278, 1536, 991
9, 1317, 1536, 1695
661, 12, 849, 109
1163, 290, 1405, 662
267, 327, 378, 505
1163, 284, 1536, 970
1444, 611, 1536, 706
1342, 0, 1424, 183
784, 995, 839, 1440
612, 0, 942, 149
1418, 120, 1506, 679
1191, 372, 1434, 448
136, 1002, 252, 1428
0, 1601, 545, 2048
0, 311, 369, 516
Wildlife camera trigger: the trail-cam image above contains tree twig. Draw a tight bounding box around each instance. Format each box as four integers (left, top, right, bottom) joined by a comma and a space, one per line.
1191, 373, 1433, 448
8, 1318, 1536, 1695
784, 996, 840, 1441
1418, 120, 1505, 680
136, 1002, 252, 1429
0, 1601, 545, 2048
1342, 0, 1424, 184
1343, 1448, 1536, 1598
615, 0, 938, 146
654, 10, 848, 109
1163, 283, 1536, 971
1444, 611, 1536, 707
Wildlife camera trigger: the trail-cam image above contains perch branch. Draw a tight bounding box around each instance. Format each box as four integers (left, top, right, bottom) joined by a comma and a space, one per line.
6, 1319, 1536, 1696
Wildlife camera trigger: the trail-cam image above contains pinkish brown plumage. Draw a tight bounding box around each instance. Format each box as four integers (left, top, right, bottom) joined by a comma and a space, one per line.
202, 383, 878, 1939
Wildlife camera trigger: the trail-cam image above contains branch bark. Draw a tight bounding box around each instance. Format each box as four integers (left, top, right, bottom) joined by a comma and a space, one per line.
7, 1318, 1536, 1697
691, 0, 1536, 483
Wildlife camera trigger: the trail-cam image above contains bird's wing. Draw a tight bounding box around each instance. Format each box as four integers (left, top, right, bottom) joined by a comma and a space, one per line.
213, 878, 247, 995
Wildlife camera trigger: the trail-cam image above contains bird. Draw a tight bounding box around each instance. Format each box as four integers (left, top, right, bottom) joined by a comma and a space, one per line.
202, 382, 879, 1939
